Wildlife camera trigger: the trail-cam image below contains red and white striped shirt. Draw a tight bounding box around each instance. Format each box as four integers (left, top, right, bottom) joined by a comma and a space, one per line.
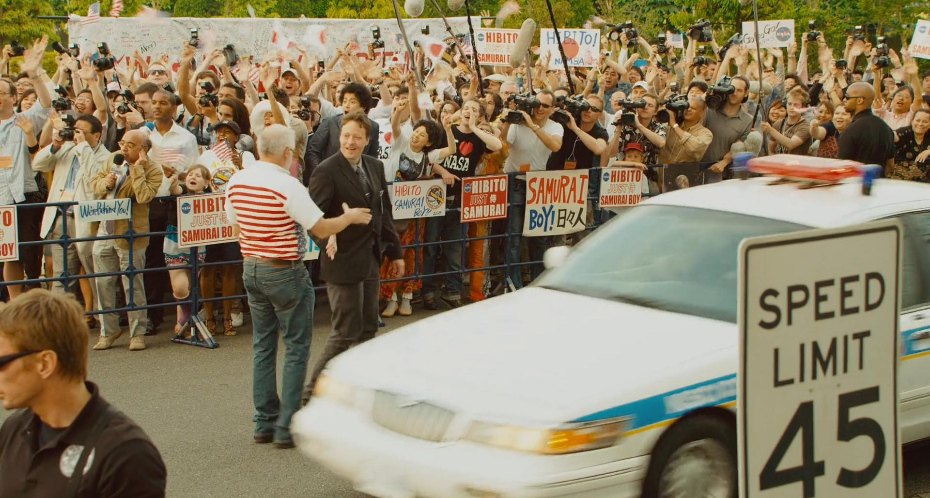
225, 161, 323, 260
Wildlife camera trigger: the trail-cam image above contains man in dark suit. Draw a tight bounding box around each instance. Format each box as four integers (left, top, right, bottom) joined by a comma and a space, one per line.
302, 112, 404, 402
304, 83, 380, 185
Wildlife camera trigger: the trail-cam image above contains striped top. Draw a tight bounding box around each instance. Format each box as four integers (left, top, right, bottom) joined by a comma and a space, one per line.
225, 161, 323, 260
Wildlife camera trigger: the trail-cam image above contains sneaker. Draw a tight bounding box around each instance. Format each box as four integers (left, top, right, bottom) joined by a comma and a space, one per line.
381, 300, 399, 318
254, 432, 274, 444
273, 439, 295, 449
441, 296, 463, 309
231, 312, 244, 327
422, 295, 441, 311
92, 331, 123, 350
398, 298, 413, 316
128, 336, 146, 351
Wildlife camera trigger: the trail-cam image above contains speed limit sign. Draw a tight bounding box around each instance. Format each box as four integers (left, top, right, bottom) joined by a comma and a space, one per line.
738, 220, 902, 498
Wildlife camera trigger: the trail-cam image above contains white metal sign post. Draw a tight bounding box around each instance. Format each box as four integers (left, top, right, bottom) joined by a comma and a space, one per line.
738, 220, 902, 498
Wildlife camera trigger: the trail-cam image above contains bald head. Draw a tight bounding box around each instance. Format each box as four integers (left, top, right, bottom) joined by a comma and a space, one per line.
845, 82, 874, 115
120, 129, 151, 163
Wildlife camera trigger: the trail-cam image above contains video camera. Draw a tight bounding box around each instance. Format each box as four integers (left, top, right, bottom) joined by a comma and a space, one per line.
874, 37, 892, 69
705, 76, 735, 109
52, 86, 71, 112
717, 33, 741, 61
93, 42, 115, 71
806, 20, 821, 42
198, 81, 218, 108
612, 99, 647, 127
371, 26, 385, 49
688, 19, 714, 42
656, 34, 669, 54
656, 94, 689, 124
59, 114, 77, 141
223, 44, 239, 67
9, 41, 25, 57
850, 25, 866, 41
551, 95, 591, 125
606, 21, 638, 45
189, 29, 200, 48
504, 93, 541, 124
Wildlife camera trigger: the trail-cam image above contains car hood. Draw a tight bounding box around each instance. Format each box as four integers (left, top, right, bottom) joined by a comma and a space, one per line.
328, 287, 737, 425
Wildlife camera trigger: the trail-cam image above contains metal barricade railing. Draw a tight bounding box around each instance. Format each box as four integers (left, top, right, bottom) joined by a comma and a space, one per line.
0, 163, 714, 348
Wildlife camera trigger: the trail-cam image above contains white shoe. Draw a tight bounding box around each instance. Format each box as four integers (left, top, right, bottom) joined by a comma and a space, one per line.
398, 298, 412, 316
231, 312, 244, 327
382, 300, 399, 317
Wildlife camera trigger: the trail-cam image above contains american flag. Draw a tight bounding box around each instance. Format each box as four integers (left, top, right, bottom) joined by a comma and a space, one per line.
81, 3, 101, 25
110, 0, 123, 17
155, 147, 188, 169
211, 140, 235, 164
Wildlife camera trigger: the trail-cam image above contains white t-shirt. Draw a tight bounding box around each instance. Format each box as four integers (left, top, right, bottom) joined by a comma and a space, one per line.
503, 119, 564, 173
384, 122, 441, 182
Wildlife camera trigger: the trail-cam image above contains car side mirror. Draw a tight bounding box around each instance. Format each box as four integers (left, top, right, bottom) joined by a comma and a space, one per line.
543, 246, 571, 270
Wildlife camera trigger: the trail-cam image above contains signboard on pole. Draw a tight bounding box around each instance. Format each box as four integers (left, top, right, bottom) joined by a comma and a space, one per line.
598, 168, 643, 208
177, 193, 237, 248
523, 170, 588, 237
738, 220, 902, 498
390, 179, 446, 220
909, 20, 930, 60
461, 175, 508, 222
474, 29, 520, 66
741, 20, 796, 49
540, 28, 601, 69
0, 206, 18, 262
75, 198, 132, 224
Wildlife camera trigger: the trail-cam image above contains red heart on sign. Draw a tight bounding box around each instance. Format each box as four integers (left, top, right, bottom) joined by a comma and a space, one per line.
458, 141, 473, 156
384, 131, 392, 144
563, 38, 580, 60
429, 44, 444, 58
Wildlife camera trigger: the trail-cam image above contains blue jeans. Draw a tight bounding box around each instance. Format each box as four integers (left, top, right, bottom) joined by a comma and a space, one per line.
242, 258, 313, 441
506, 181, 552, 289
422, 208, 466, 300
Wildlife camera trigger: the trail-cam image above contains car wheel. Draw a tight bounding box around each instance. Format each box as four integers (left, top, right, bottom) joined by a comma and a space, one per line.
641, 414, 737, 498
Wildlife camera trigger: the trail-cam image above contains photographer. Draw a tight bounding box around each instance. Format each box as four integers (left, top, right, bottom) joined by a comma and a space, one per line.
546, 95, 609, 170
178, 45, 220, 147
501, 90, 563, 289
658, 95, 713, 164
607, 93, 668, 167
700, 75, 753, 180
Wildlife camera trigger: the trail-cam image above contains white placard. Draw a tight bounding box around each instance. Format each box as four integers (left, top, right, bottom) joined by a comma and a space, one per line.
667, 32, 685, 49
75, 198, 132, 224
909, 20, 930, 60
598, 168, 643, 208
741, 20, 795, 49
0, 206, 19, 262
473, 28, 520, 66
176, 193, 237, 248
738, 220, 902, 498
523, 170, 588, 237
540, 28, 601, 69
389, 179, 446, 220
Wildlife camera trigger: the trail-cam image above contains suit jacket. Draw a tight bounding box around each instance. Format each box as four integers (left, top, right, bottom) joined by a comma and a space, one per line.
91, 153, 164, 251
309, 153, 401, 285
305, 114, 380, 183
32, 141, 111, 238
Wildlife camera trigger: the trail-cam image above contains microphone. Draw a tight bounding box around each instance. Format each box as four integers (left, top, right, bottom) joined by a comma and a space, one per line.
510, 18, 537, 68
113, 153, 125, 165
405, 0, 425, 18
447, 0, 465, 10
743, 131, 764, 156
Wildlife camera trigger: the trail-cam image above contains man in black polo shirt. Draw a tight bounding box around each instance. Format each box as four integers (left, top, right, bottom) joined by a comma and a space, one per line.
546, 95, 609, 171
0, 290, 166, 498
839, 82, 895, 176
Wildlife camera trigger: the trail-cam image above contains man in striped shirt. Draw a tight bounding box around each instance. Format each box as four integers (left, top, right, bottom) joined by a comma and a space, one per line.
225, 124, 371, 449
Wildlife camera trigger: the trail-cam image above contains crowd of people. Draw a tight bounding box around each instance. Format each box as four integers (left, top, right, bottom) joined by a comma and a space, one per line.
0, 22, 928, 341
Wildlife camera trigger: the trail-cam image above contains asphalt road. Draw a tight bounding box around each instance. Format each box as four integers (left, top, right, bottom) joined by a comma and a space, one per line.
3, 300, 930, 497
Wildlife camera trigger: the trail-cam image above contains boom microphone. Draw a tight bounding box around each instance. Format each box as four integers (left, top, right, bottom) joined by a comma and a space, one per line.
743, 131, 763, 156
510, 18, 537, 68
447, 0, 465, 10
405, 0, 425, 17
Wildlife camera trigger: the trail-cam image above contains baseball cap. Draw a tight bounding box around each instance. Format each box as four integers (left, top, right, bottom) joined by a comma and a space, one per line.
624, 142, 645, 153
106, 81, 122, 94
632, 81, 650, 92
484, 74, 508, 83
281, 68, 301, 81
213, 120, 241, 135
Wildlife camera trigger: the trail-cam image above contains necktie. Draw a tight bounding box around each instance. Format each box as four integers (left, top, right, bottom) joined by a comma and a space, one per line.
357, 164, 372, 198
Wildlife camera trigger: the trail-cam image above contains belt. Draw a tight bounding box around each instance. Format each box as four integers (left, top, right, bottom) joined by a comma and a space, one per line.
244, 256, 301, 268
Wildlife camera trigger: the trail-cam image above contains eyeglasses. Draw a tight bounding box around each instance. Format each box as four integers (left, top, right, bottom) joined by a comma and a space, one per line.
148, 70, 167, 75
538, 103, 553, 109
0, 91, 11, 96
117, 141, 140, 149
843, 94, 863, 102
587, 106, 602, 113
0, 350, 39, 369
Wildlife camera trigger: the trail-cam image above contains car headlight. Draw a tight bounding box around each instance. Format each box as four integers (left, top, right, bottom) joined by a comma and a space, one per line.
313, 373, 357, 407
463, 417, 629, 455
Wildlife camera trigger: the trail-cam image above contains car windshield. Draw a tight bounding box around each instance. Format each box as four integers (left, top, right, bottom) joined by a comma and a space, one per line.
535, 205, 809, 323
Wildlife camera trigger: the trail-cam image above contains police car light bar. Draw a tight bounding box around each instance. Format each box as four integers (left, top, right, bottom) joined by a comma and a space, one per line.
748, 154, 865, 183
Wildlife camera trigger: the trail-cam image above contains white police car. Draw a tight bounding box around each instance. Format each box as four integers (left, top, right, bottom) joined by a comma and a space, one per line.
292, 158, 930, 498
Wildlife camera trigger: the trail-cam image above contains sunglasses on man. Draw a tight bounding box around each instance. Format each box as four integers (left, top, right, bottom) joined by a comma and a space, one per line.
0, 350, 39, 369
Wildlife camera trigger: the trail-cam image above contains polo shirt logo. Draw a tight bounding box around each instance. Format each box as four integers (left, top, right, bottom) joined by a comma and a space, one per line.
59, 445, 95, 478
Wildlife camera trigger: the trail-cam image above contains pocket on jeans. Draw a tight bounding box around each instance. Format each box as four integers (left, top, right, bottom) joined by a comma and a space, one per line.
262, 269, 304, 308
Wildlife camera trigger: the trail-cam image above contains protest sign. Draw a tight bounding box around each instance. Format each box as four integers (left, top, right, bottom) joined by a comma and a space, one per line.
598, 168, 643, 208
741, 20, 795, 49
474, 28, 520, 66
0, 206, 18, 262
176, 193, 237, 248
461, 175, 508, 223
390, 179, 447, 220
523, 170, 588, 236
75, 198, 132, 224
540, 28, 601, 69
667, 32, 685, 49
910, 20, 930, 60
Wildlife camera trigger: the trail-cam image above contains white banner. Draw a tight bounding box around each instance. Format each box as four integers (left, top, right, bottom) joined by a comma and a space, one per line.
390, 179, 446, 220
67, 16, 475, 62
76, 198, 132, 224
523, 170, 588, 237
741, 20, 795, 49
176, 193, 237, 248
0, 206, 18, 262
598, 168, 643, 208
910, 20, 930, 60
474, 28, 520, 66
540, 28, 601, 69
